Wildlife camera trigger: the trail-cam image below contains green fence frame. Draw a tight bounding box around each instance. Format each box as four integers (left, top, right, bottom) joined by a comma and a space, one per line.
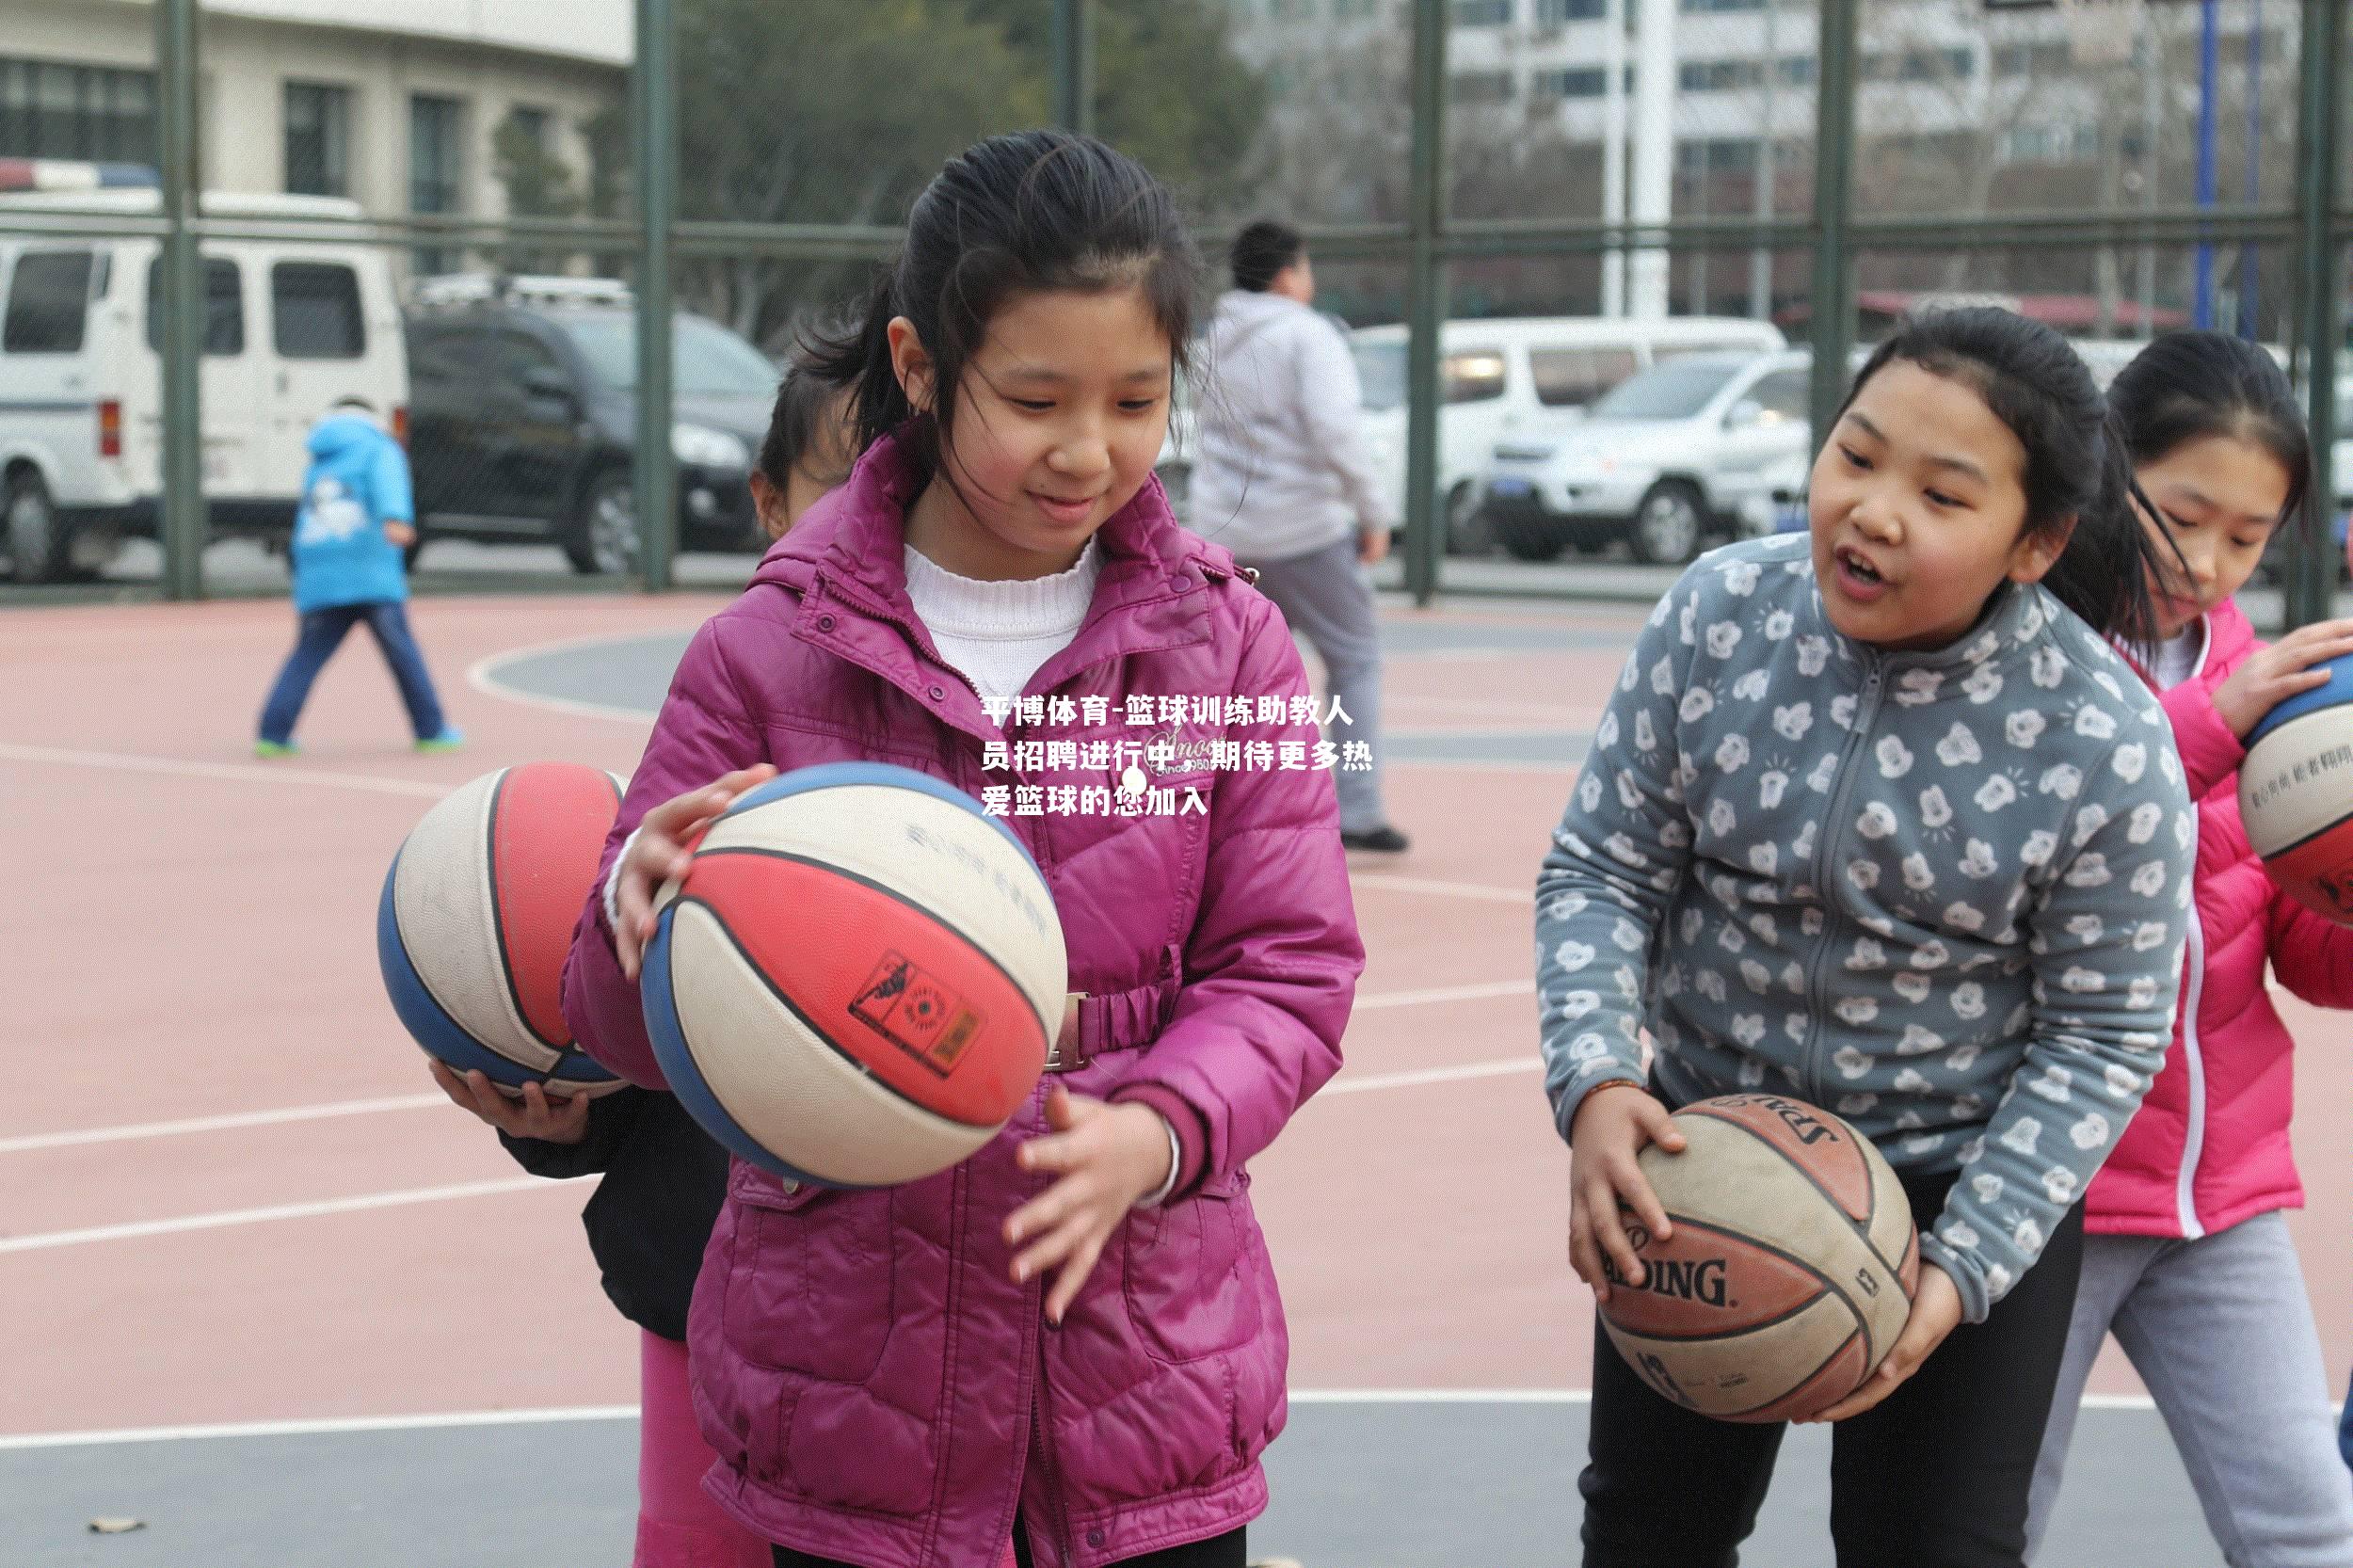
0, 0, 2342, 616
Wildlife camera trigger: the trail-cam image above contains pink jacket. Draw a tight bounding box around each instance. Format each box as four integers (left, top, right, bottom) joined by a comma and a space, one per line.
562, 431, 1362, 1568
2089, 597, 2353, 1237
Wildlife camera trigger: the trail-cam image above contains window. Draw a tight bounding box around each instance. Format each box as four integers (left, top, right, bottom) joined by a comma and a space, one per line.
489, 328, 565, 391
272, 262, 364, 359
1777, 56, 1817, 88
3, 249, 93, 353
410, 94, 465, 274
1680, 59, 1764, 93
1452, 0, 1513, 24
1451, 71, 1516, 105
145, 257, 245, 355
1529, 347, 1640, 408
1993, 40, 2072, 77
1535, 0, 1606, 21
1683, 0, 1765, 11
0, 56, 156, 163
1442, 349, 1507, 405
1744, 369, 1812, 424
2001, 120, 2101, 165
1536, 67, 1609, 100
283, 82, 350, 197
1333, 0, 1380, 16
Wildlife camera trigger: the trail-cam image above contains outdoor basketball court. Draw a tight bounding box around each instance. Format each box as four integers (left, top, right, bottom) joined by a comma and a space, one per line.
7, 585, 2339, 1565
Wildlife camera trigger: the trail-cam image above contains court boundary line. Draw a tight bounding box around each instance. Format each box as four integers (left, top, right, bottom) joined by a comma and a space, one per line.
0, 742, 448, 799
0, 1176, 588, 1255
6, 984, 1536, 1155
0, 1388, 2163, 1450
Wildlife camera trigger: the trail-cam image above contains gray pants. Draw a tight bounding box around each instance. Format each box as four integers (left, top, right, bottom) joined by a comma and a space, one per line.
1241, 534, 1388, 834
2027, 1212, 2353, 1567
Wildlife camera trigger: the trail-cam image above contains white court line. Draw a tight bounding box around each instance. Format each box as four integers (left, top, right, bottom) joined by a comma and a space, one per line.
0, 742, 447, 799
0, 1175, 587, 1256
1352, 872, 1531, 904
2, 985, 1531, 1156
0, 1388, 2162, 1449
468, 632, 681, 725
0, 1094, 448, 1155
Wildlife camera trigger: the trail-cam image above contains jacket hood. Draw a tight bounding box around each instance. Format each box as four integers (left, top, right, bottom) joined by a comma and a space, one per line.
307, 412, 385, 460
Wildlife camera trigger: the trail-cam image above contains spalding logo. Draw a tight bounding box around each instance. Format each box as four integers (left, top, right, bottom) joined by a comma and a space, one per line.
1721, 1093, 1842, 1145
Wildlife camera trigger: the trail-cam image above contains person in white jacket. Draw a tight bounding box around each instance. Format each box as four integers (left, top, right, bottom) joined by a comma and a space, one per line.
1192, 219, 1407, 852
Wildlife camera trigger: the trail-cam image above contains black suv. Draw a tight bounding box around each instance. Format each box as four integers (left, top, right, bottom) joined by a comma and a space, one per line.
404, 281, 774, 572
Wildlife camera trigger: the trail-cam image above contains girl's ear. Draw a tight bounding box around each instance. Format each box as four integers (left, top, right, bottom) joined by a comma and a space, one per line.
886, 316, 935, 416
2009, 514, 2076, 585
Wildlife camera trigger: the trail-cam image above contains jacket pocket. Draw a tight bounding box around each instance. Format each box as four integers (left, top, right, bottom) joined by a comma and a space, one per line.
722, 1164, 898, 1384
1124, 1167, 1266, 1366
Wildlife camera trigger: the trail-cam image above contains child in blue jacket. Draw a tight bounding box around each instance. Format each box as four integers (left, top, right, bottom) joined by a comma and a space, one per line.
255, 397, 460, 756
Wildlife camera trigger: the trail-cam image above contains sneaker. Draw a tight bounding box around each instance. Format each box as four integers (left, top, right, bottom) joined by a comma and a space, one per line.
1340, 824, 1411, 854
414, 729, 465, 754
252, 740, 298, 760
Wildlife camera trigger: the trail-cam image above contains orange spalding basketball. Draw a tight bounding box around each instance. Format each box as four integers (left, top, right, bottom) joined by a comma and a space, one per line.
1598, 1093, 1919, 1422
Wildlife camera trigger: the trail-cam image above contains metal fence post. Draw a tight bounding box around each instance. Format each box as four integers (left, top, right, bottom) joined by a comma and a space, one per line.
155, 0, 204, 601
2286, 0, 2343, 629
1806, 0, 1858, 447
1403, 0, 1448, 607
1052, 0, 1096, 136
633, 0, 678, 591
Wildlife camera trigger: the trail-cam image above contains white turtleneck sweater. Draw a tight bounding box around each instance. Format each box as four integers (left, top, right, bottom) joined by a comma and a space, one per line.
901, 539, 1101, 711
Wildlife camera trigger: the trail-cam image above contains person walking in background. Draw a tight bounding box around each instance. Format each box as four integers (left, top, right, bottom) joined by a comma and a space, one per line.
255, 396, 460, 757
1192, 218, 1409, 854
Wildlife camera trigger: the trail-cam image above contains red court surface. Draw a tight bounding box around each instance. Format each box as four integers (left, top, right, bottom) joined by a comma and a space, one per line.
6, 588, 2353, 1446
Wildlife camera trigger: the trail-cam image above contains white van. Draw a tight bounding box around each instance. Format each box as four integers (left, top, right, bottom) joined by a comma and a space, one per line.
0, 190, 407, 582
1349, 314, 1786, 552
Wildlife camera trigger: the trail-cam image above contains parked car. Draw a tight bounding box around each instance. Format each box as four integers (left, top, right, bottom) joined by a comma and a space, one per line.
0, 184, 407, 582
1350, 314, 1786, 554
403, 275, 773, 573
1480, 349, 1816, 565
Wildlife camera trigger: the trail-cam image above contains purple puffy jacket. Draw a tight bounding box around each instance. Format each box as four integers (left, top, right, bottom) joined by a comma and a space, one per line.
562, 430, 1364, 1567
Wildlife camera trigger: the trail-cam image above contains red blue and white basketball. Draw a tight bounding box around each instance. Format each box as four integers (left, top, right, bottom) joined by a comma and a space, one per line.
2241, 650, 2353, 926
640, 762, 1066, 1188
378, 762, 627, 1095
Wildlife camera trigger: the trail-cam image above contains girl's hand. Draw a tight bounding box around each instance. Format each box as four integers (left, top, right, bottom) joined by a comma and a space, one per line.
2211, 618, 2353, 740
1005, 1087, 1174, 1323
1804, 1262, 1963, 1423
428, 1059, 591, 1144
1567, 1082, 1686, 1301
613, 764, 777, 980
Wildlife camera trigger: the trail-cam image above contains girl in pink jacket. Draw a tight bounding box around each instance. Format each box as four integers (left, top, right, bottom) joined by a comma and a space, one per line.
562, 131, 1362, 1568
2028, 332, 2353, 1563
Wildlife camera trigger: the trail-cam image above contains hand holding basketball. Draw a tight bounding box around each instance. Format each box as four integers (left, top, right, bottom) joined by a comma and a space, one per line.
2212, 618, 2353, 740
1567, 1081, 1688, 1302
1803, 1261, 1961, 1423
428, 1060, 591, 1144
1007, 1087, 1175, 1323
614, 764, 778, 979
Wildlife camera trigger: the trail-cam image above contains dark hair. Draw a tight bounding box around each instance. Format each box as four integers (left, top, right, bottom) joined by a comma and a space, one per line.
1837, 307, 2179, 644
2106, 330, 2317, 549
1230, 219, 1305, 293
755, 358, 851, 492
808, 130, 1199, 493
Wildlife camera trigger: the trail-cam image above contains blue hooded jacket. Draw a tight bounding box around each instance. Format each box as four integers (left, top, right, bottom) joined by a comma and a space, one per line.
289, 412, 412, 613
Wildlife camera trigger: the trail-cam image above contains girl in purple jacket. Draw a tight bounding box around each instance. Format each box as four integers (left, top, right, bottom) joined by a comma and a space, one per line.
562, 131, 1363, 1568
2027, 333, 2353, 1562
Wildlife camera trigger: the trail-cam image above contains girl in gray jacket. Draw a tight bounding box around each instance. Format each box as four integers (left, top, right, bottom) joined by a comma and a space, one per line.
1539, 308, 2198, 1568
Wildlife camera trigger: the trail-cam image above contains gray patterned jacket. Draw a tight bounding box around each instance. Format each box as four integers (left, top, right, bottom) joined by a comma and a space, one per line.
1536, 534, 2195, 1322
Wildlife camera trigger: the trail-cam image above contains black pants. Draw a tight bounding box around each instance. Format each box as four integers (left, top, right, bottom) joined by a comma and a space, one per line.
1579, 1166, 2087, 1568
773, 1523, 1243, 1568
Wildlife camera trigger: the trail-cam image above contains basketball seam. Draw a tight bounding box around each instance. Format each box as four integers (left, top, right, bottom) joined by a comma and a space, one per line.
686, 843, 1054, 1041
482, 767, 567, 1055
1729, 1329, 1862, 1422
2257, 810, 2353, 860
664, 892, 1013, 1130
1677, 1105, 1912, 1289
1603, 1214, 1849, 1346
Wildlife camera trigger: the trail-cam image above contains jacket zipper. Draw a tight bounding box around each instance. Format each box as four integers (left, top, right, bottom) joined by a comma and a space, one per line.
2172, 919, 2208, 1238
1800, 654, 1884, 1103
1030, 1317, 1074, 1564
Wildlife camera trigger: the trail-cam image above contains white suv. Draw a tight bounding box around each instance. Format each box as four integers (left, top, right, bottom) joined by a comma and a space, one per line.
1480, 349, 1815, 565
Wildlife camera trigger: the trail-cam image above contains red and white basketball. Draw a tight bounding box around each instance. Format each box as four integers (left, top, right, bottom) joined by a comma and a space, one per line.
2240, 652, 2353, 925
640, 762, 1066, 1189
1598, 1094, 1919, 1422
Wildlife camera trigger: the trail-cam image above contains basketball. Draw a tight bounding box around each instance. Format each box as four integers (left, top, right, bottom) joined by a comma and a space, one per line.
2239, 651, 2353, 925
1598, 1093, 1919, 1422
378, 762, 628, 1096
640, 761, 1067, 1189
